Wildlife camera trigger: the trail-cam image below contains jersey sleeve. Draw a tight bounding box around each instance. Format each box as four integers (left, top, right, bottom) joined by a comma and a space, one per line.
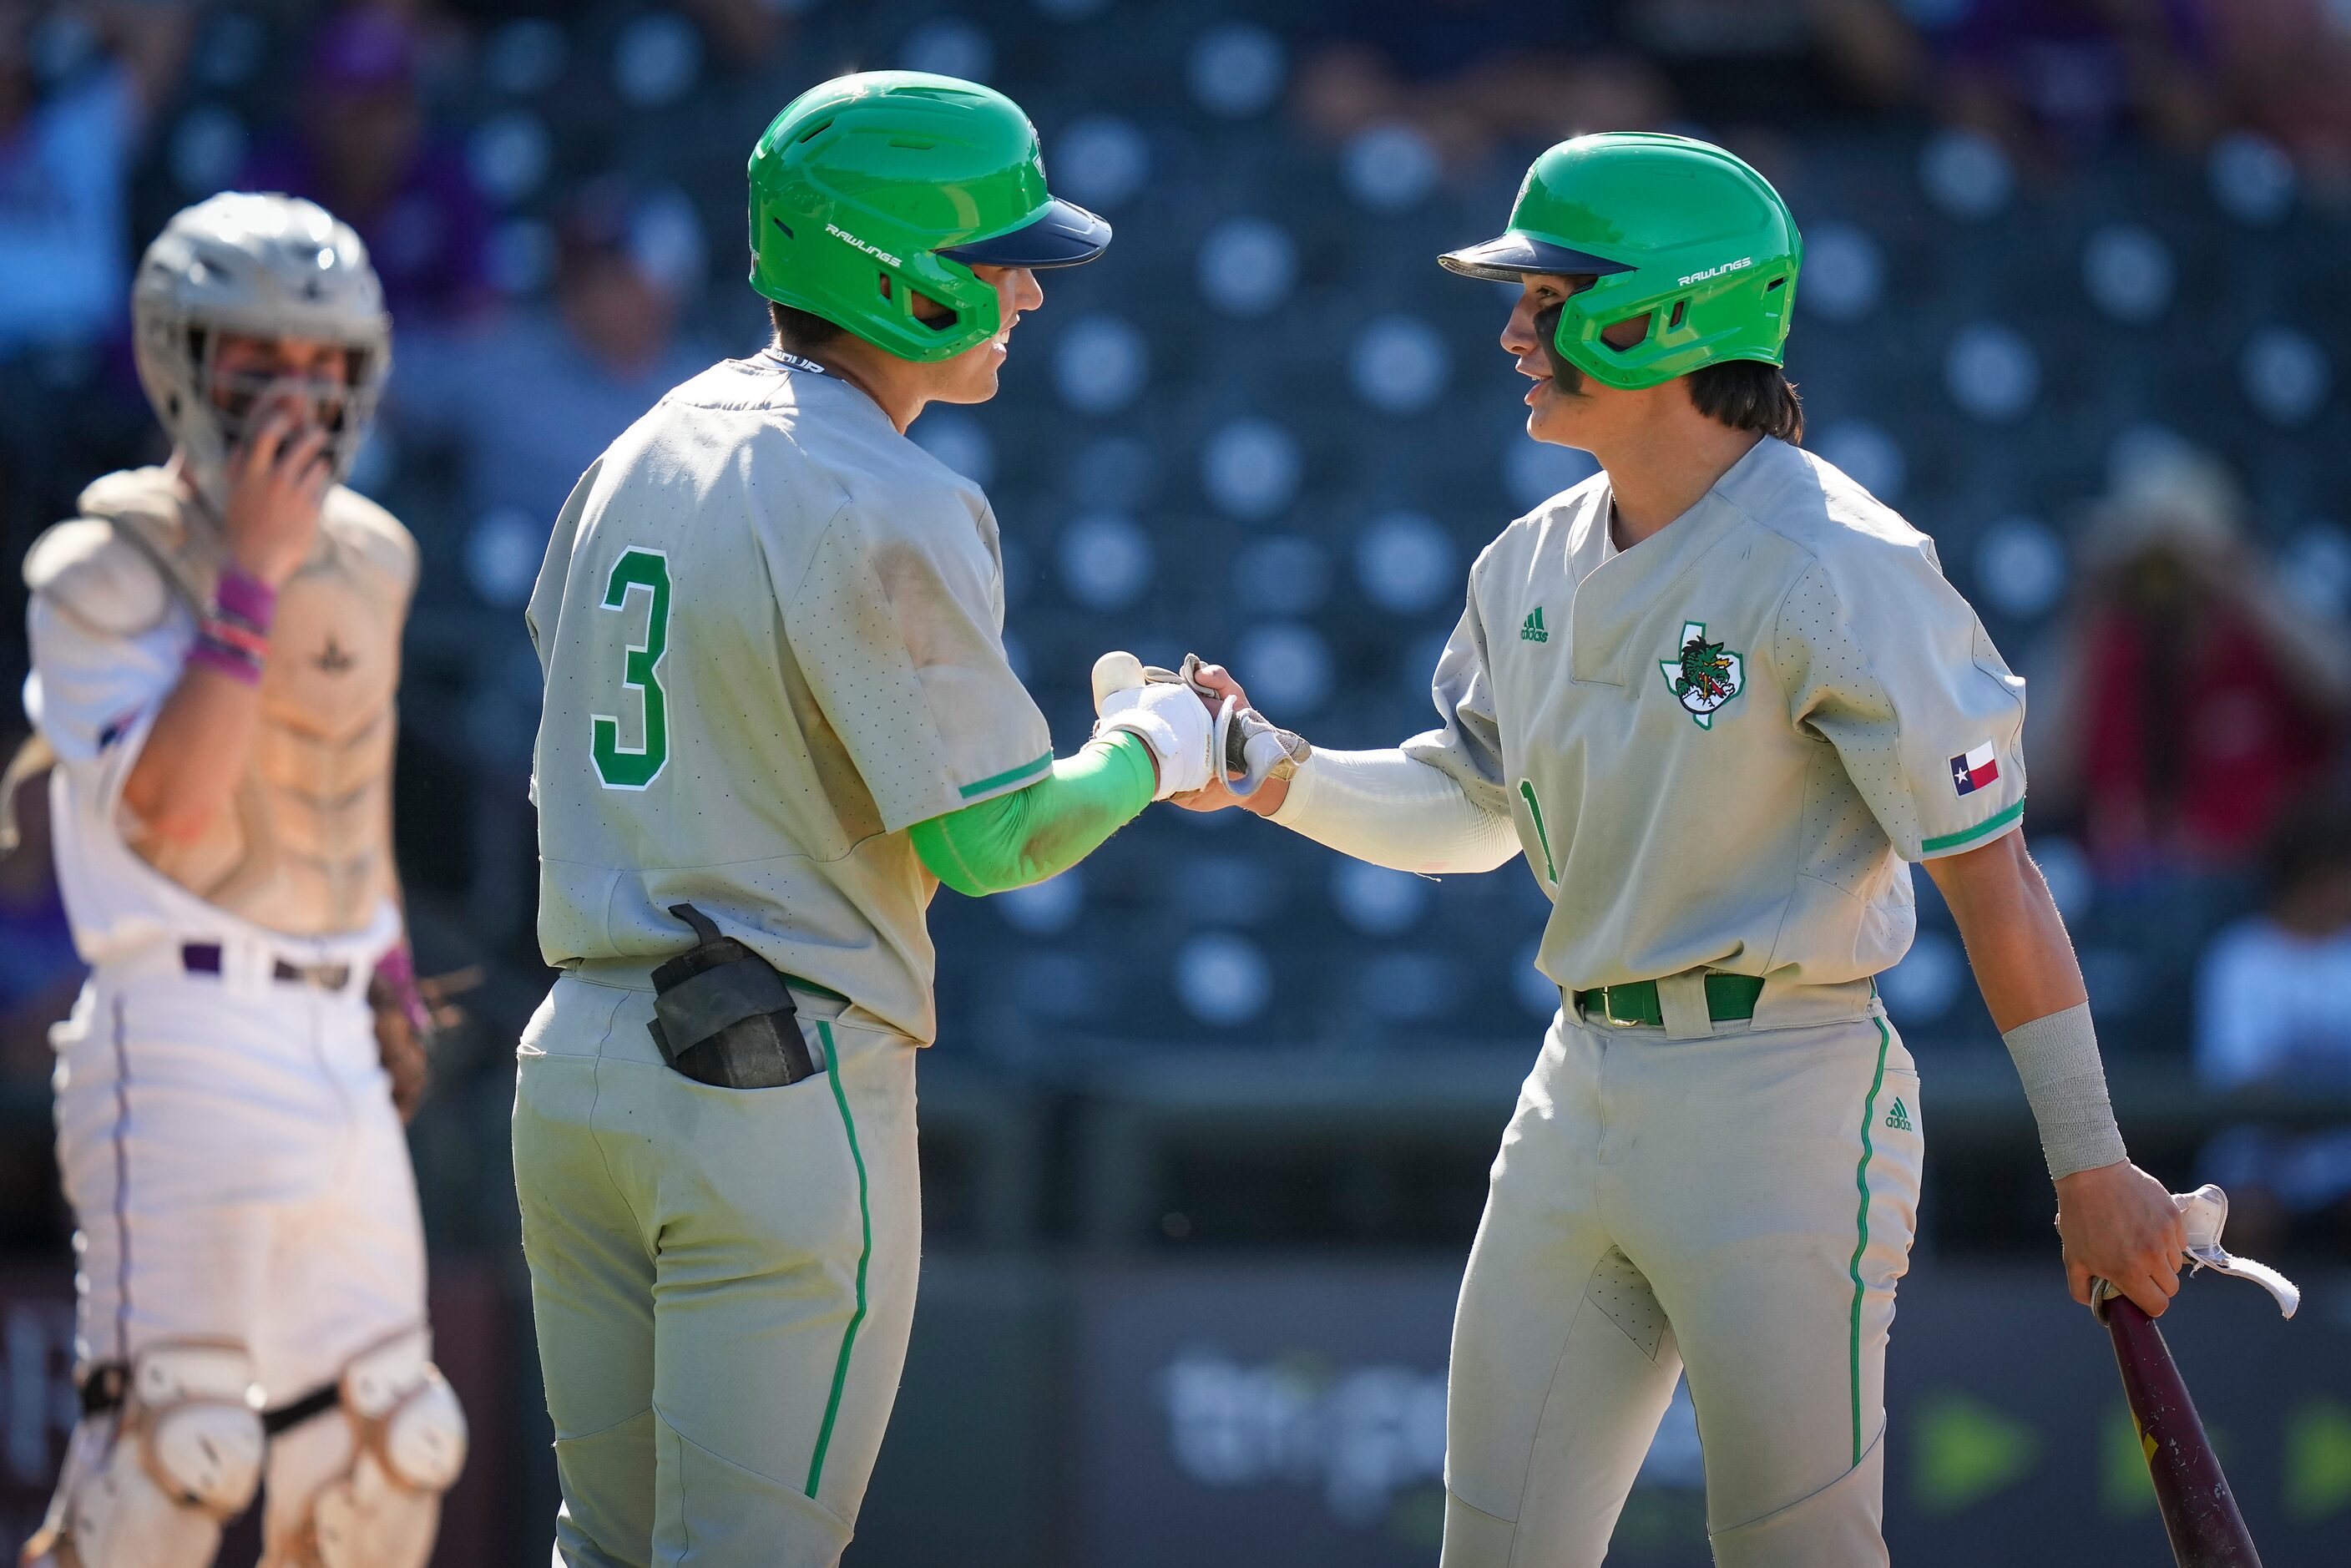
1775, 545, 2027, 862
21, 524, 189, 813
1399, 560, 1513, 816
783, 499, 1053, 835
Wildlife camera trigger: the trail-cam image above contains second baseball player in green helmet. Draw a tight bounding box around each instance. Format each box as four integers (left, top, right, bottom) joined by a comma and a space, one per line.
1181, 132, 2187, 1565
513, 73, 1221, 1564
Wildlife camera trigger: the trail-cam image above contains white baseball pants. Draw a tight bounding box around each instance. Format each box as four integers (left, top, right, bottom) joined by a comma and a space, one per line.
44, 948, 434, 1560
50, 959, 429, 1404
1441, 993, 1923, 1568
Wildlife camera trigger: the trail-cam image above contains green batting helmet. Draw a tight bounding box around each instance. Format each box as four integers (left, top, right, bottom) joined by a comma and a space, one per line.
748, 71, 1110, 362
1440, 132, 1801, 392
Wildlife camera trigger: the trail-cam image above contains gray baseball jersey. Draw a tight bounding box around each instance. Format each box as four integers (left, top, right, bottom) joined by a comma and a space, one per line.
1406, 434, 2027, 994
526, 351, 1051, 1044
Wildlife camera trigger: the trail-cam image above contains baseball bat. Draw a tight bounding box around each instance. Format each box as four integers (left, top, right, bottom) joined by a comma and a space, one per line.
2097, 1290, 2261, 1566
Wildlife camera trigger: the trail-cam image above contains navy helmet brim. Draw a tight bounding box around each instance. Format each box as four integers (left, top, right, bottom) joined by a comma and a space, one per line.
939, 197, 1111, 269
1438, 231, 1635, 283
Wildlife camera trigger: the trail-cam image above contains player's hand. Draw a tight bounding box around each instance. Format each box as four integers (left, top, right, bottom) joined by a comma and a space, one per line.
1189, 661, 1251, 711
2056, 1159, 2187, 1317
1096, 679, 1218, 799
1168, 662, 1290, 817
221, 404, 332, 586
371, 988, 431, 1121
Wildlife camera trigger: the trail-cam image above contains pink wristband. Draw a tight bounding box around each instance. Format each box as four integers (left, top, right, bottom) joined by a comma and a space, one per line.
188, 635, 265, 685
213, 567, 276, 633
373, 943, 433, 1034
190, 566, 276, 685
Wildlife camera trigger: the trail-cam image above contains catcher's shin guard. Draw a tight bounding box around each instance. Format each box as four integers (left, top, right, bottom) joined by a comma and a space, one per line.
259, 1328, 468, 1568
23, 1342, 265, 1568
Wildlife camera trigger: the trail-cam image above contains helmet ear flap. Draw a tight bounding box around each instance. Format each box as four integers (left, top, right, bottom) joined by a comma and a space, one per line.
1598, 311, 1653, 352
877, 270, 968, 342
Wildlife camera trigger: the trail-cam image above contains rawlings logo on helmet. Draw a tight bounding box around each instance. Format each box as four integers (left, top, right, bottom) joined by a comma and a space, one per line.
824, 221, 903, 268
1678, 255, 1755, 288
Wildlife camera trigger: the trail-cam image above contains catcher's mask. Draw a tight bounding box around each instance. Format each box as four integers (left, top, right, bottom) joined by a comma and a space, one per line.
133, 192, 391, 513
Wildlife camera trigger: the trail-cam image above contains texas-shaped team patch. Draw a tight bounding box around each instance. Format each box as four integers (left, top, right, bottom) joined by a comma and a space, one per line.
1659, 620, 1742, 729
1949, 742, 2000, 797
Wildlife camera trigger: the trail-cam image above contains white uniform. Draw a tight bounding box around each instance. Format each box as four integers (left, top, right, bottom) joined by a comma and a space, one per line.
518, 352, 1052, 1565
1334, 437, 2028, 1565
21, 469, 459, 1566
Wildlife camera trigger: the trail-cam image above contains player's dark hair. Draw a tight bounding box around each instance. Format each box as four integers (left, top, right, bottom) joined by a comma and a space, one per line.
768, 300, 845, 352
1686, 360, 1804, 443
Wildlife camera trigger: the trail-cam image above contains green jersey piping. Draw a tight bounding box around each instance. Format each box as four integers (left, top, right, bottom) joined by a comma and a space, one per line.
805, 1020, 872, 1498
958, 750, 1054, 800
1920, 797, 2025, 855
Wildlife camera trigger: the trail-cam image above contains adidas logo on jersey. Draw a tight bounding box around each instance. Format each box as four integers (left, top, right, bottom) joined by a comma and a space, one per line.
1883, 1097, 1914, 1133
1520, 608, 1549, 643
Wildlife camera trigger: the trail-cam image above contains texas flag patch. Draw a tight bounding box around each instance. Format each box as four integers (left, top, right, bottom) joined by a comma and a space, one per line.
1949, 742, 2000, 797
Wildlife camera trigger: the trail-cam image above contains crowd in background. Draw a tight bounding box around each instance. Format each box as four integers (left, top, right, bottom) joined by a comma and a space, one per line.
3, 0, 2351, 1250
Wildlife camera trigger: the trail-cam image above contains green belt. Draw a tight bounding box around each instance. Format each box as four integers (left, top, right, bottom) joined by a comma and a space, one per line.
1573, 973, 1763, 1028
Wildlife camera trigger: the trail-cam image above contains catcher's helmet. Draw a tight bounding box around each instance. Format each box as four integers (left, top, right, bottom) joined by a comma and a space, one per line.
133, 192, 392, 512
748, 71, 1110, 362
1441, 133, 1801, 392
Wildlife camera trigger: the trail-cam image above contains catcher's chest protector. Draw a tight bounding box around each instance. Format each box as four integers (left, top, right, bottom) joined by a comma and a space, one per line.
84, 469, 412, 935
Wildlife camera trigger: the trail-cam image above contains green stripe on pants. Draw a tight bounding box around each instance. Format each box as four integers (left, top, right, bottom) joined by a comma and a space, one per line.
1845, 1016, 1891, 1468
805, 1019, 872, 1497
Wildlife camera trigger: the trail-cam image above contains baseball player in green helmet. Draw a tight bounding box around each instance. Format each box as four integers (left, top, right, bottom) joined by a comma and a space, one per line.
513, 73, 1218, 1565
1178, 131, 2187, 1565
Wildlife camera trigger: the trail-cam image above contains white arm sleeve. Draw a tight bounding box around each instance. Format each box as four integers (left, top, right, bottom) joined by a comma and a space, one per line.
1267, 747, 1521, 875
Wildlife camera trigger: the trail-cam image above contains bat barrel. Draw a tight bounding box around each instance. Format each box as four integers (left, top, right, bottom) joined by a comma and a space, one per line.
2103, 1295, 2263, 1567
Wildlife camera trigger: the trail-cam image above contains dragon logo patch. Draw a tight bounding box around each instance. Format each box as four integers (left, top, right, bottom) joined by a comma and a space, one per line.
1659, 620, 1743, 729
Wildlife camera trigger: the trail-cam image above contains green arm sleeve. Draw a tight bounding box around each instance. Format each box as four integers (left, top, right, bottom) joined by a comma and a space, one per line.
911, 731, 1155, 896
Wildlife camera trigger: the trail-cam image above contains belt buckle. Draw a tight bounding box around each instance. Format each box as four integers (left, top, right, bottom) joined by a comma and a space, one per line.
272, 959, 353, 991
1601, 987, 1643, 1029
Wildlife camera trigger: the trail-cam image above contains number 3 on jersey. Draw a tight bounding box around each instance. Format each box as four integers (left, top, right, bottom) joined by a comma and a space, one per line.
591, 547, 670, 790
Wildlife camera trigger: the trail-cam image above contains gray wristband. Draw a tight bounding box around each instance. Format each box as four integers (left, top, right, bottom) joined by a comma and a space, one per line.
2000, 1002, 2128, 1181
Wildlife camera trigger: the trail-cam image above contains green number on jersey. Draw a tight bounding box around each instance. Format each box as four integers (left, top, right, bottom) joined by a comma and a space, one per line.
591, 548, 671, 790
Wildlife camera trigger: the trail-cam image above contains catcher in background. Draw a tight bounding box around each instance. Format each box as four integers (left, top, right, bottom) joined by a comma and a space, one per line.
12, 192, 464, 1567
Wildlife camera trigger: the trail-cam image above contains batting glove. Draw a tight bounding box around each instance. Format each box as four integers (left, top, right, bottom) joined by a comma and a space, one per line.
1092, 656, 1216, 799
